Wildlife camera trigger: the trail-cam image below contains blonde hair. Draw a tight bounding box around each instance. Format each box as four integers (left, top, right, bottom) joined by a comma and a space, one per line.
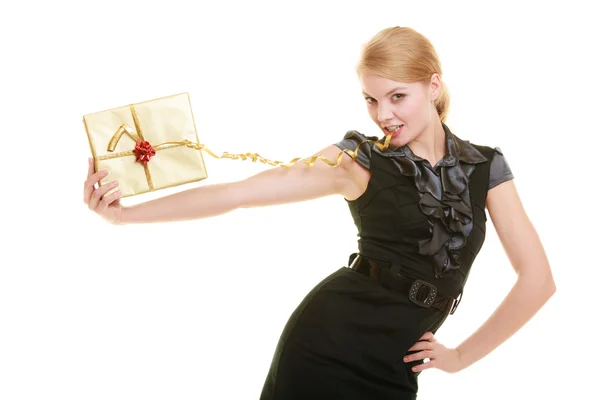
356, 26, 450, 123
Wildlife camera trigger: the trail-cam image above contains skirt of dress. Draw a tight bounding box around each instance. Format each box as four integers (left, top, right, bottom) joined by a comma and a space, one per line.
259, 266, 450, 400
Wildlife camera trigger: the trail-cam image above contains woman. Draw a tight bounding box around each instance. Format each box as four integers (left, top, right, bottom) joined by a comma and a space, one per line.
83, 26, 556, 399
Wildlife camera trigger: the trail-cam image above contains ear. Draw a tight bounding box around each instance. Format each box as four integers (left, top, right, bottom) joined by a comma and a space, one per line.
429, 73, 442, 101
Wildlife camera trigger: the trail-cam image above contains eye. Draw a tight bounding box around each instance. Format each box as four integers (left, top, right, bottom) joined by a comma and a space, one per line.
393, 93, 406, 100
364, 97, 376, 104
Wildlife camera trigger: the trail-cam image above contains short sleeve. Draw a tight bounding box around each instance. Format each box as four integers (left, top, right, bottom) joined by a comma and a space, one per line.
333, 130, 377, 170
488, 147, 514, 190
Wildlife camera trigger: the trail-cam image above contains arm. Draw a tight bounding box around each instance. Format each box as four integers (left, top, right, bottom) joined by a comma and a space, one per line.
455, 179, 557, 370
120, 144, 363, 224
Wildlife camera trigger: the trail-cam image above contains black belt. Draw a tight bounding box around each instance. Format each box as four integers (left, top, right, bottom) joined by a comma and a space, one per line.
348, 254, 462, 315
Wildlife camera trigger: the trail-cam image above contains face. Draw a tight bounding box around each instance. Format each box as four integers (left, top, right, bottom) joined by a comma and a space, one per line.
359, 72, 441, 147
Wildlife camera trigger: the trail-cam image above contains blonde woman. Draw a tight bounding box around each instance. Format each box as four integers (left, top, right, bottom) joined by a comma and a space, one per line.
83, 26, 556, 399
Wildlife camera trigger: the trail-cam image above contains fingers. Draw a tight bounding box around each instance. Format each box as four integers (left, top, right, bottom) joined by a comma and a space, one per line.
404, 350, 434, 364
87, 158, 95, 178
407, 340, 433, 352
84, 170, 108, 204
405, 349, 436, 373
97, 188, 122, 212
411, 358, 436, 373
418, 331, 435, 342
88, 180, 119, 210
84, 159, 94, 204
83, 158, 109, 205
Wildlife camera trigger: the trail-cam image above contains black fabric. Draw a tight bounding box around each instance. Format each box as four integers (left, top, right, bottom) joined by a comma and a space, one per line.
349, 253, 459, 314
260, 267, 446, 400
334, 123, 498, 291
260, 123, 506, 399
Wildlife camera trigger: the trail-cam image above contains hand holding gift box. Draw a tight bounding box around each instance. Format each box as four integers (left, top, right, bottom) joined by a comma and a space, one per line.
83, 92, 209, 198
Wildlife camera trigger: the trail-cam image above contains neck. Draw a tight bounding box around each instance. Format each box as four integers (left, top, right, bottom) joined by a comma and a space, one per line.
407, 119, 446, 165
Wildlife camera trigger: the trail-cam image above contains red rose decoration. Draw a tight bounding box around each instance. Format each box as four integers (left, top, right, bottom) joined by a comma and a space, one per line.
133, 140, 156, 165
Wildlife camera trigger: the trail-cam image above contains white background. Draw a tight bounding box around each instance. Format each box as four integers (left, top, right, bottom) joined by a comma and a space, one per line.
1, 0, 598, 399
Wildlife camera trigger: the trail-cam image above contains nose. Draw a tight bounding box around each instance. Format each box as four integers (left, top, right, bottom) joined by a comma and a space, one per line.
377, 104, 394, 123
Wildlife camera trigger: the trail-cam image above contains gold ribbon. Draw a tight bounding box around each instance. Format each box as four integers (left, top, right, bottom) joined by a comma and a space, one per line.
96, 104, 393, 190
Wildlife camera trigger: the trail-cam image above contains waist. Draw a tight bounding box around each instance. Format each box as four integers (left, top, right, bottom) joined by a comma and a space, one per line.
347, 253, 462, 315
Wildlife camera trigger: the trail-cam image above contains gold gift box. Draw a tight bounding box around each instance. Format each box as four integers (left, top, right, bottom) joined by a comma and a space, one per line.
83, 92, 208, 198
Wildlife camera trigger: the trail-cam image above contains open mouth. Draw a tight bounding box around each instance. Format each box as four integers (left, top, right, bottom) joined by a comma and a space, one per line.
385, 125, 404, 137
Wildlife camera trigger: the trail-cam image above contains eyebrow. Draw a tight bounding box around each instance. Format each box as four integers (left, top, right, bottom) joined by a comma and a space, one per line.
362, 86, 408, 97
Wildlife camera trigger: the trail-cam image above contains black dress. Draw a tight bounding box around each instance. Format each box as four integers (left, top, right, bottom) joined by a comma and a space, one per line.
260, 122, 514, 399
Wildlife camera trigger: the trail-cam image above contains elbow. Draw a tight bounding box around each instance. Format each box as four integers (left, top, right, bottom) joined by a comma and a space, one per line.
539, 274, 557, 301
547, 276, 557, 297
543, 277, 557, 304
519, 269, 556, 301
540, 268, 557, 297
539, 278, 557, 304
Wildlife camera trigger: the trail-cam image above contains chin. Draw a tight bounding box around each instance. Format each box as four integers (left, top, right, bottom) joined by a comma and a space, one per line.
390, 137, 408, 147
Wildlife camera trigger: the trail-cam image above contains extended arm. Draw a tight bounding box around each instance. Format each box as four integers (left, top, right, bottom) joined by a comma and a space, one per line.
120, 144, 364, 224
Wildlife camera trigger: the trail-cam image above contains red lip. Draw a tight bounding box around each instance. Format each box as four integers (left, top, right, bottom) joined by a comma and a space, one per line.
390, 125, 403, 137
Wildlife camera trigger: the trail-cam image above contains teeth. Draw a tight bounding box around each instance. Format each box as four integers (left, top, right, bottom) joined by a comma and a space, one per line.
386, 125, 403, 132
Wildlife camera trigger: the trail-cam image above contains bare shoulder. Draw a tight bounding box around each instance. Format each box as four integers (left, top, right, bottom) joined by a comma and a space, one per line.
336, 146, 371, 201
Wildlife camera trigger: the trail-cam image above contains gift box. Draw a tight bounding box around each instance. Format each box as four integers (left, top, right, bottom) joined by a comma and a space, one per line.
83, 92, 209, 198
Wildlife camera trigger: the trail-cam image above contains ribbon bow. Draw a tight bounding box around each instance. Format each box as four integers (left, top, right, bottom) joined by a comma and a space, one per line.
108, 124, 158, 165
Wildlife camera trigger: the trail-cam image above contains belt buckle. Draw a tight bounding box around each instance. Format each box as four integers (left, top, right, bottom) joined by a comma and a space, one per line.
449, 291, 463, 315
408, 280, 437, 307
348, 253, 361, 270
